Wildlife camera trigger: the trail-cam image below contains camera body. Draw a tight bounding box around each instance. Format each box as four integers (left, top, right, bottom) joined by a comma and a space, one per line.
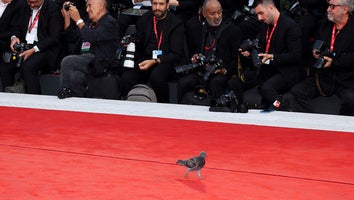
202, 57, 223, 81
175, 54, 210, 75
176, 54, 224, 100
232, 5, 256, 22
210, 91, 248, 113
64, 2, 75, 11
312, 40, 333, 69
12, 43, 31, 68
239, 39, 262, 68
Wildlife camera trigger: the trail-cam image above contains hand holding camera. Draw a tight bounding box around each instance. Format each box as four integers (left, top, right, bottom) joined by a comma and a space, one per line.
62, 2, 81, 23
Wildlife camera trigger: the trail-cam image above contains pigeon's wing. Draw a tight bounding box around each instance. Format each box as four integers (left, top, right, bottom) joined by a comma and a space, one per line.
184, 157, 198, 169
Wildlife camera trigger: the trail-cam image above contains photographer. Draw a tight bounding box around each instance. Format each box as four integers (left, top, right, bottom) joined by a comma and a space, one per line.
238, 0, 302, 110
120, 0, 185, 103
0, 0, 23, 91
0, 0, 64, 94
177, 0, 242, 104
284, 0, 354, 116
58, 0, 120, 98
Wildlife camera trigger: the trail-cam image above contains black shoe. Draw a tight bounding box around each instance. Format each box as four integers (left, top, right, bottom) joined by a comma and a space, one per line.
57, 87, 72, 99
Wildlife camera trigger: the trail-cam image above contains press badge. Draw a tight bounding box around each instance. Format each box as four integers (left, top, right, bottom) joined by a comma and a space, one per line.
152, 50, 162, 59
81, 42, 91, 53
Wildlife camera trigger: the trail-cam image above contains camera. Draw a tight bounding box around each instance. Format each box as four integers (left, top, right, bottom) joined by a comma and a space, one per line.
64, 2, 75, 11
176, 54, 224, 100
239, 39, 262, 68
232, 5, 256, 22
312, 40, 333, 69
57, 87, 73, 99
202, 58, 223, 81
175, 54, 209, 75
209, 91, 248, 113
115, 35, 136, 68
12, 43, 31, 68
175, 54, 223, 81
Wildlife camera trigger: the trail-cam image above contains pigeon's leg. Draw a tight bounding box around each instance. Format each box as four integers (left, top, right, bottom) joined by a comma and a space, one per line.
197, 170, 204, 179
184, 169, 191, 177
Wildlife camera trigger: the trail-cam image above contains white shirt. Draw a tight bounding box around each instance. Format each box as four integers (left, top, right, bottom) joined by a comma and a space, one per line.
0, 0, 10, 18
25, 8, 40, 44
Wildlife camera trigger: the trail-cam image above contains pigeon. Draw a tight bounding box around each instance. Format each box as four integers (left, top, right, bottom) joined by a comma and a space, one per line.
176, 151, 207, 178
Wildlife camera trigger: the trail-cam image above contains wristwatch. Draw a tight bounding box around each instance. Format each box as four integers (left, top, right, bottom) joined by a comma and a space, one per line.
76, 19, 84, 26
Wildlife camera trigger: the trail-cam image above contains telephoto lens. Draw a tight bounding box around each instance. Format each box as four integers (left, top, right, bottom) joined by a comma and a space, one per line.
123, 42, 135, 68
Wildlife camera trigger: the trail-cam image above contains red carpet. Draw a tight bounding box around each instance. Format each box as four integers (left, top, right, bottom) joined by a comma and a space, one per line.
0, 106, 353, 199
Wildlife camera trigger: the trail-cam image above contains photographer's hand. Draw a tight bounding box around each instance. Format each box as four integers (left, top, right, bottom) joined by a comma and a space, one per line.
66, 4, 84, 28
61, 2, 71, 29
20, 48, 35, 61
258, 53, 273, 64
139, 59, 157, 70
312, 49, 320, 59
10, 37, 20, 52
323, 56, 332, 68
190, 53, 200, 63
239, 49, 250, 57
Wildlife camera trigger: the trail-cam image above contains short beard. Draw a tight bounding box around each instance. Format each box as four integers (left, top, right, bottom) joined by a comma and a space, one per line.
206, 18, 222, 27
153, 10, 167, 19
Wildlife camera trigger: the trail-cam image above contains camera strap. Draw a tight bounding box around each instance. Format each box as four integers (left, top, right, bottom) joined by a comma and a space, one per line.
315, 70, 335, 96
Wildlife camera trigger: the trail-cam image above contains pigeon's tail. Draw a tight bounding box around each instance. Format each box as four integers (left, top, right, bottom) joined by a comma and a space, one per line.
176, 160, 186, 166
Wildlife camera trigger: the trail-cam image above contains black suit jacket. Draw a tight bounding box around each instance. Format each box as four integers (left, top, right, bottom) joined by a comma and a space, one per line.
63, 13, 120, 59
12, 0, 63, 68
258, 13, 303, 85
0, 0, 23, 53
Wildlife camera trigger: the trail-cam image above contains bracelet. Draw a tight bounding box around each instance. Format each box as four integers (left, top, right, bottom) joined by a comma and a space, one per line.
76, 19, 84, 26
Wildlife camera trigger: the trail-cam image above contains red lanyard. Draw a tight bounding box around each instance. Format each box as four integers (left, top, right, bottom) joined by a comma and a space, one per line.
330, 24, 344, 52
29, 10, 40, 33
153, 17, 163, 50
265, 20, 278, 53
204, 38, 216, 51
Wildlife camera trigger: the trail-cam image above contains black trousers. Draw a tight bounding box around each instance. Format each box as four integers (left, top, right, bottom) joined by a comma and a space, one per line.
259, 73, 292, 108
287, 77, 354, 116
121, 63, 174, 103
177, 72, 229, 103
0, 52, 49, 94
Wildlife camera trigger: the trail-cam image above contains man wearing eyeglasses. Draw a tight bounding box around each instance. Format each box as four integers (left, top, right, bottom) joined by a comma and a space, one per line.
284, 0, 354, 115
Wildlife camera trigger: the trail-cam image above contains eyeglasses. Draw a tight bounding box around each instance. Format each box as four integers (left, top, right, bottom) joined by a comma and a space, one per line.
328, 3, 343, 9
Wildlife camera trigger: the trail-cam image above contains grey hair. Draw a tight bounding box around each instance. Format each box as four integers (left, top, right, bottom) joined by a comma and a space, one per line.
340, 0, 354, 12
